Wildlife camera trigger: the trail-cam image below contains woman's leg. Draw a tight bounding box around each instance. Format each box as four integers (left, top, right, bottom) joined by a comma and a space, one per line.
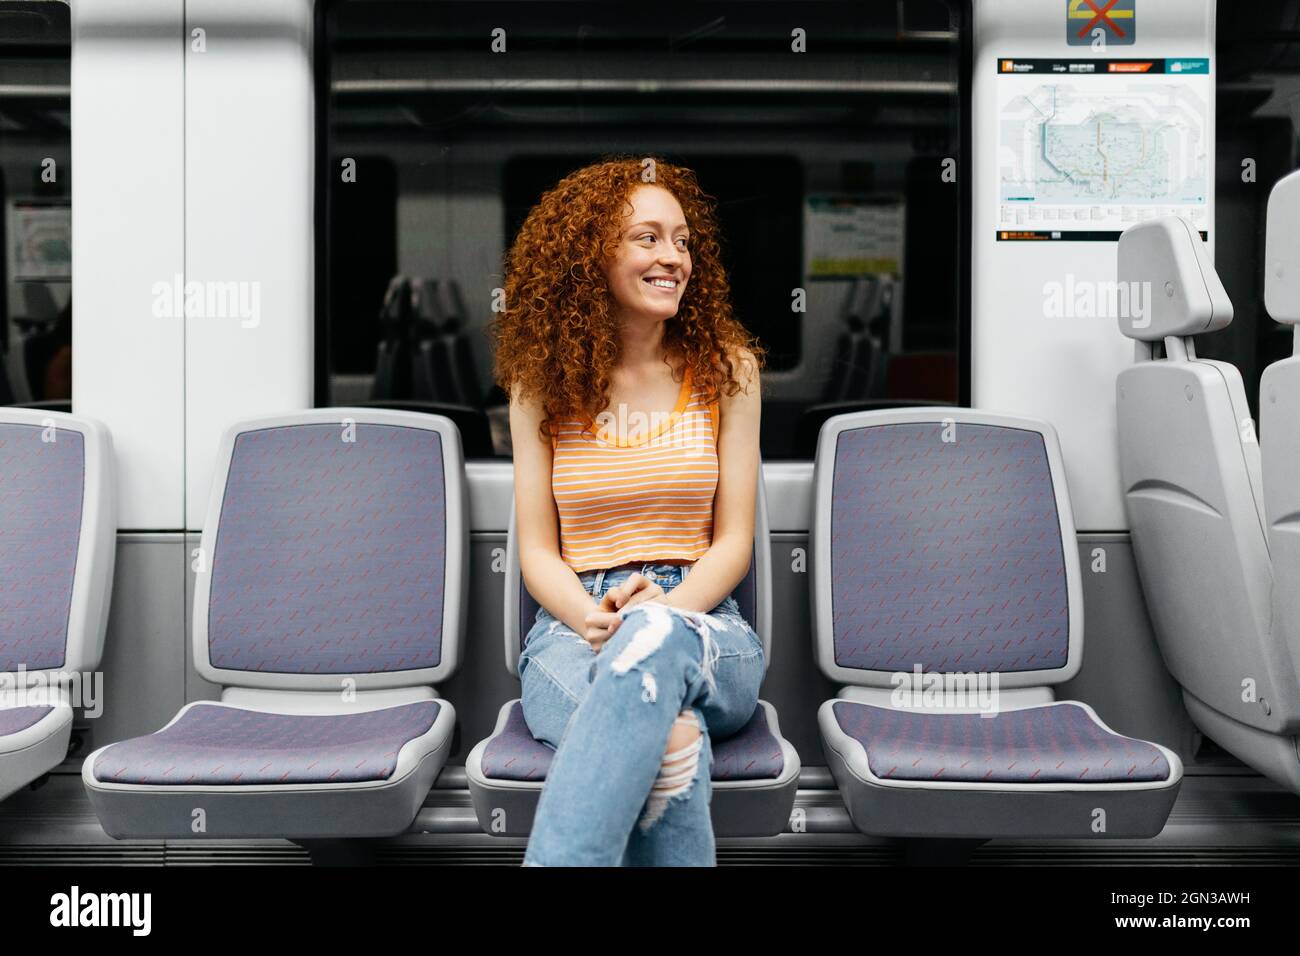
523, 600, 763, 867
518, 617, 596, 751
619, 705, 715, 866
619, 606, 764, 866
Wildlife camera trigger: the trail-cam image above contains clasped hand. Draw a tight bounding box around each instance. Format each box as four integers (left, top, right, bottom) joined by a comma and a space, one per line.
583, 572, 666, 653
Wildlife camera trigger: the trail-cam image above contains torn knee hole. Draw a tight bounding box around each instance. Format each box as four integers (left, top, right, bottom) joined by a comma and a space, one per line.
653, 713, 703, 789
637, 712, 704, 830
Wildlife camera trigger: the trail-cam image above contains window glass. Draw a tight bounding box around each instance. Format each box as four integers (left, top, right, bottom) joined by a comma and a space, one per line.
0, 2, 71, 410
320, 0, 963, 458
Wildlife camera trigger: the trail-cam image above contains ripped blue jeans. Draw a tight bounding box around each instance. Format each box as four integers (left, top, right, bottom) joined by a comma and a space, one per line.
518, 562, 765, 866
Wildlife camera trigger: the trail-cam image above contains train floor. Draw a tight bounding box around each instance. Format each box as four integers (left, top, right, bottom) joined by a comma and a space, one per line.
1, 766, 1297, 865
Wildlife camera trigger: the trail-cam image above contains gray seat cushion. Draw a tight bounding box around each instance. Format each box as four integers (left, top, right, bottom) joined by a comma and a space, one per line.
468, 699, 799, 837
480, 700, 785, 782
0, 706, 55, 738
92, 700, 441, 786
819, 698, 1182, 838
831, 700, 1173, 784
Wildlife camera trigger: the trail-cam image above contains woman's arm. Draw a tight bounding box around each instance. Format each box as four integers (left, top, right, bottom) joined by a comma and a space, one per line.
509, 384, 600, 638
661, 346, 761, 615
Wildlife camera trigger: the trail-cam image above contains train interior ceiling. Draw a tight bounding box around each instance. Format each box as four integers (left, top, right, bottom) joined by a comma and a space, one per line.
1, 0, 1299, 864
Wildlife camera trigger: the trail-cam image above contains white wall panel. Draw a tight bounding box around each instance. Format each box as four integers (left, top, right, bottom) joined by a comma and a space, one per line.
72, 0, 185, 529
183, 0, 315, 528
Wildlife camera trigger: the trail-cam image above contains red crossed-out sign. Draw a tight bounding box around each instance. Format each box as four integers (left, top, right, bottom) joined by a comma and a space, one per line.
1067, 0, 1136, 46
1078, 0, 1125, 39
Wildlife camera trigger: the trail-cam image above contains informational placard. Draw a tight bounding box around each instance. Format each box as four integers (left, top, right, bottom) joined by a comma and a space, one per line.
996, 57, 1209, 241
972, 0, 1217, 532
805, 195, 903, 278
7, 200, 72, 280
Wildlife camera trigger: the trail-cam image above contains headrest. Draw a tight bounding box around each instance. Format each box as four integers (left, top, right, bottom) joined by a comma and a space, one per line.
1265, 169, 1300, 325
1116, 216, 1232, 341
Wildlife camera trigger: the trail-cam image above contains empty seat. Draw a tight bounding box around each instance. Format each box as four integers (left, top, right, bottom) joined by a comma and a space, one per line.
1, 409, 115, 802
83, 409, 467, 838
1252, 175, 1300, 792
465, 469, 800, 837
813, 408, 1182, 838
1115, 216, 1300, 791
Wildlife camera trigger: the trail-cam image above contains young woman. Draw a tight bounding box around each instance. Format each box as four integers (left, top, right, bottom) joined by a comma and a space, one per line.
489, 155, 767, 866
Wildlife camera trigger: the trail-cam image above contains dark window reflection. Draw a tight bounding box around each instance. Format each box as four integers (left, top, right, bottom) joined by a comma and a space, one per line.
0, 3, 71, 412
320, 0, 963, 458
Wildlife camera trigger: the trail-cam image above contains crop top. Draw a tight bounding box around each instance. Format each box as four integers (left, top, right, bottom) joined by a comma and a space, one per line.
550, 365, 720, 572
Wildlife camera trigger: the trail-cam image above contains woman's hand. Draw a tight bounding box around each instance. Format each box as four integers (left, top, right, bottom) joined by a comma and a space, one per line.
581, 573, 667, 652
600, 572, 666, 615
582, 607, 624, 653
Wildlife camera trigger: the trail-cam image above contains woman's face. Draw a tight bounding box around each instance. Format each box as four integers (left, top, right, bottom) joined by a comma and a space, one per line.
603, 184, 692, 326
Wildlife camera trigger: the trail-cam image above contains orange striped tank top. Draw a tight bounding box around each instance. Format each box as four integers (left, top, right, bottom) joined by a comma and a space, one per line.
550, 365, 720, 572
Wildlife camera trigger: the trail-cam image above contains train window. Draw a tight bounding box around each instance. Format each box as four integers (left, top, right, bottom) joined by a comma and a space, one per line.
318, 0, 965, 458
0, 3, 70, 411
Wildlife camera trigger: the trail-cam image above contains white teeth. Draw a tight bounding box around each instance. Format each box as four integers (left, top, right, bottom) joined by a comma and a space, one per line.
647, 278, 676, 288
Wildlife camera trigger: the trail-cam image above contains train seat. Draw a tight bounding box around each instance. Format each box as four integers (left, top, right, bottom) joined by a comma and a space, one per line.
465, 469, 801, 837
82, 410, 467, 838
812, 409, 1182, 838
1115, 216, 1300, 792
1253, 176, 1300, 793
0, 409, 115, 803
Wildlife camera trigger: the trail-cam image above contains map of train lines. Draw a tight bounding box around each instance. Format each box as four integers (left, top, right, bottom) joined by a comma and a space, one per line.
999, 83, 1207, 204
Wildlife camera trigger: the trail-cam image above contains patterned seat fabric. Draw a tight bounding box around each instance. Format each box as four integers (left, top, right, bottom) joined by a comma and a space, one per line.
829, 422, 1069, 673
0, 706, 54, 737
206, 423, 447, 675
92, 701, 440, 786
481, 700, 785, 782
0, 422, 85, 672
832, 700, 1172, 784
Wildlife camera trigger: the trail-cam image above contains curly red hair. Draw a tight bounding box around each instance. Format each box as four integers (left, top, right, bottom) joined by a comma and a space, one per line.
488, 154, 767, 446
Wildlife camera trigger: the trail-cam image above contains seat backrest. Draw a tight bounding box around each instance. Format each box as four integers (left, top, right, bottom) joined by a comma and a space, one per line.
1257, 170, 1300, 734
192, 408, 467, 690
502, 462, 773, 677
810, 408, 1083, 688
1115, 216, 1295, 736
0, 408, 115, 679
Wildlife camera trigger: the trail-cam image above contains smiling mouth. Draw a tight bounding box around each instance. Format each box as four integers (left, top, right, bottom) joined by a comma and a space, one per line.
644, 278, 678, 291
